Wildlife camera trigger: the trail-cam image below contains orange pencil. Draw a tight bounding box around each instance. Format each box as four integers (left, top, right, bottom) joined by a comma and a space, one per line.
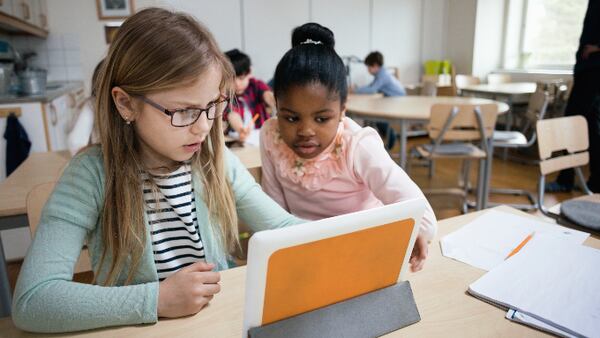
248, 113, 260, 126
505, 232, 535, 260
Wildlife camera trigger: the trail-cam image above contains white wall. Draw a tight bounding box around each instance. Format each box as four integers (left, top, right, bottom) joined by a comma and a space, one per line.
445, 0, 477, 74
472, 0, 506, 79
38, 0, 447, 95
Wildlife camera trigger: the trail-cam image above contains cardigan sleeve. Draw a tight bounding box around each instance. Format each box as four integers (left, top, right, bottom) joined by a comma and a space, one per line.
352, 129, 438, 241
12, 150, 159, 333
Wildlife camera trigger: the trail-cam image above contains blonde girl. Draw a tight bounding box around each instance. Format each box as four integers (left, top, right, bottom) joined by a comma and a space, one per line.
12, 8, 301, 333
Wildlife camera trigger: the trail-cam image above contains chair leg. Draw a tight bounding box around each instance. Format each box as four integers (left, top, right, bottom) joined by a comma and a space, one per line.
428, 159, 435, 178
476, 158, 486, 210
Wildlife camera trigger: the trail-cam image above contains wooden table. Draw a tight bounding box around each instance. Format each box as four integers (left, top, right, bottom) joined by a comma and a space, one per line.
1, 205, 596, 337
346, 95, 510, 168
0, 146, 261, 318
460, 82, 537, 103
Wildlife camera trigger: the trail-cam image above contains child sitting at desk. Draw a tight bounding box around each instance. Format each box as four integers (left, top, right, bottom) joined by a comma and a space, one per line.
224, 49, 276, 143
353, 51, 406, 149
12, 8, 303, 333
260, 22, 437, 272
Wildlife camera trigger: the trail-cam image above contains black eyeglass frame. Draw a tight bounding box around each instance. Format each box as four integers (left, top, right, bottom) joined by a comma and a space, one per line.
136, 94, 230, 127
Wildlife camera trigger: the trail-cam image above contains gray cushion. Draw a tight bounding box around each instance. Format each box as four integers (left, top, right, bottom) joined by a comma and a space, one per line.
560, 200, 600, 231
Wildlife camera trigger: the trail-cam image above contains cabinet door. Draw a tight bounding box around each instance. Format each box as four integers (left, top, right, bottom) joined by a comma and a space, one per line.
37, 0, 46, 29
44, 95, 68, 151
12, 0, 34, 24
0, 102, 48, 180
0, 0, 14, 16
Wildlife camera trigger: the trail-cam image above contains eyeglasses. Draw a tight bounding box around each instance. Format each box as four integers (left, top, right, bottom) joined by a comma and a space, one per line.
137, 95, 229, 127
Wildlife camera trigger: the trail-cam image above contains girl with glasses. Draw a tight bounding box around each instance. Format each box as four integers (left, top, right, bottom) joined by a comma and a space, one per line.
12, 8, 302, 333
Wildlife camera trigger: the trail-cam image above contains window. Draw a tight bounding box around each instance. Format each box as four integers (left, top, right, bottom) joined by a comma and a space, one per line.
504, 0, 587, 70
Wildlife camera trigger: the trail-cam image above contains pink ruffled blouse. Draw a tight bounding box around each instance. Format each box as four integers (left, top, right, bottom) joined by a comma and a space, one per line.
259, 117, 437, 240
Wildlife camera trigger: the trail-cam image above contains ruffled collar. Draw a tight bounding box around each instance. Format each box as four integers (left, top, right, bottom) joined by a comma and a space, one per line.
265, 120, 347, 191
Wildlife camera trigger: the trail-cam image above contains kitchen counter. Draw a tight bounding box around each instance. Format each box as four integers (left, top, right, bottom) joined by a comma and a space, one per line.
0, 81, 84, 104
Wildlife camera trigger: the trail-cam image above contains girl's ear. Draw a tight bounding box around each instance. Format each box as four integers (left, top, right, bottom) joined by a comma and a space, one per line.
111, 86, 138, 123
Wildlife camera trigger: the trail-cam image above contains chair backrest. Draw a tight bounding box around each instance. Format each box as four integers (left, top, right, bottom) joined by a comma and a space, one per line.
386, 66, 400, 80
536, 116, 589, 175
429, 103, 498, 142
421, 81, 437, 96
454, 74, 481, 89
27, 182, 92, 274
487, 73, 511, 84
523, 89, 550, 128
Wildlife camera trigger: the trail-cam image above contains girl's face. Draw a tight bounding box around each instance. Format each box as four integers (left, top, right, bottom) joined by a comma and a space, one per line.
114, 64, 223, 169
277, 83, 345, 159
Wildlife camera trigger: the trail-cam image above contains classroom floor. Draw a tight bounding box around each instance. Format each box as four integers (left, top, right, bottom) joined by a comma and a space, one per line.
5, 136, 584, 293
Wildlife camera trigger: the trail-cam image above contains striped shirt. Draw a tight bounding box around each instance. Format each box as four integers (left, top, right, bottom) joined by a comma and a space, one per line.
143, 165, 204, 281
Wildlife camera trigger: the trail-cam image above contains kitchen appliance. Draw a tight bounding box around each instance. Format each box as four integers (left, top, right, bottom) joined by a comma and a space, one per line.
19, 68, 47, 96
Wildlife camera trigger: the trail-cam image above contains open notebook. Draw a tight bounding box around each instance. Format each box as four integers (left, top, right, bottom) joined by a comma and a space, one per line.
468, 237, 600, 337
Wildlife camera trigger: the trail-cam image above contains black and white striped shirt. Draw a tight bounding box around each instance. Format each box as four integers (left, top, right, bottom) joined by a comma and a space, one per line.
143, 165, 205, 281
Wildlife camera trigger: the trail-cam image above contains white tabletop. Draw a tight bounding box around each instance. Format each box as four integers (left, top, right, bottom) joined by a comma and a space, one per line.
346, 95, 510, 120
460, 82, 537, 96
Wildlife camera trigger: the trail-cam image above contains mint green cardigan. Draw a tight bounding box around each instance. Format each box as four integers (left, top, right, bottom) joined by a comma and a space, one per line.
12, 147, 303, 333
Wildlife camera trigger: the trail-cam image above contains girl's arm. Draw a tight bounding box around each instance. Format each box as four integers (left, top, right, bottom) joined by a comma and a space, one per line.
352, 130, 438, 241
225, 148, 303, 232
12, 152, 158, 333
354, 74, 385, 94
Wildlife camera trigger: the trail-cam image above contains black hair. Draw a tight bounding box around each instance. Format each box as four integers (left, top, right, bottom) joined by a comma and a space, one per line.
364, 51, 383, 67
273, 22, 347, 105
224, 48, 251, 77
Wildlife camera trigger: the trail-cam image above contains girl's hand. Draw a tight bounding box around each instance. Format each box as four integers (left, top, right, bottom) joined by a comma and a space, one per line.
157, 262, 221, 318
239, 126, 250, 142
409, 234, 428, 272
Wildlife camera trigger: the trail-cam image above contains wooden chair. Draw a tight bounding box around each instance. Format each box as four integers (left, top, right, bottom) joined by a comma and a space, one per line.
486, 90, 550, 210
27, 182, 92, 274
487, 73, 511, 84
536, 116, 600, 232
454, 74, 480, 96
408, 104, 498, 212
421, 81, 437, 96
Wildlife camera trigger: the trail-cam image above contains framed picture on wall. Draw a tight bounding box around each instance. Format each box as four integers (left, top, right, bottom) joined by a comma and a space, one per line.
104, 22, 122, 44
96, 0, 134, 20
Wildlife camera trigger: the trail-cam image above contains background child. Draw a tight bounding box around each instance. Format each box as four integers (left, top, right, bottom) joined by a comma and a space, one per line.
353, 51, 407, 149
354, 51, 406, 96
224, 49, 276, 142
12, 8, 301, 333
260, 23, 437, 272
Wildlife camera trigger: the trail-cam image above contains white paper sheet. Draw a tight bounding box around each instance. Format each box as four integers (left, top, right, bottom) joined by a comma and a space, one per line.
440, 210, 589, 271
469, 238, 600, 338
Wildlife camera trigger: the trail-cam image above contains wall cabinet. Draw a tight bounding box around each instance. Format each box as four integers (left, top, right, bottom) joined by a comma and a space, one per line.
0, 0, 48, 38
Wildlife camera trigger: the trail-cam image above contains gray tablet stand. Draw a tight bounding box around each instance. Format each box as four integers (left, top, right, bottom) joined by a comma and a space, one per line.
248, 281, 420, 338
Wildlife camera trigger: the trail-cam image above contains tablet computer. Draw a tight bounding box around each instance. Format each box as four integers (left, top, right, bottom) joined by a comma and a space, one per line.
242, 198, 425, 336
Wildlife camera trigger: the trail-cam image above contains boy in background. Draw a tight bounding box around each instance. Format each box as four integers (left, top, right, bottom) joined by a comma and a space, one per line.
353, 51, 406, 149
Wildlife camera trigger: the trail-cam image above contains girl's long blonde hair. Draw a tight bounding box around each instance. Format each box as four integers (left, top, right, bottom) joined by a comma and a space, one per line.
94, 7, 238, 285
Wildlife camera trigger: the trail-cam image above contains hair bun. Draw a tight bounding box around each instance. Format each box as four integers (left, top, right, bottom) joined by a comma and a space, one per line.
291, 22, 335, 48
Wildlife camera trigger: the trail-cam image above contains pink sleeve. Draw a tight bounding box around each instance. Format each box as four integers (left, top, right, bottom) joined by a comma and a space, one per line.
259, 124, 289, 211
351, 130, 438, 241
